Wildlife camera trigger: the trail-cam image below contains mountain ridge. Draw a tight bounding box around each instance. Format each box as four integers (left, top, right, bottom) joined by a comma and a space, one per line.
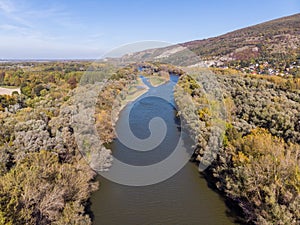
120, 13, 300, 75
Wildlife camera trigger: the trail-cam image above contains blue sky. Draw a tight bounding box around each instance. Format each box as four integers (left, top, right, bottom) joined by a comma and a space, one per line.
0, 0, 299, 59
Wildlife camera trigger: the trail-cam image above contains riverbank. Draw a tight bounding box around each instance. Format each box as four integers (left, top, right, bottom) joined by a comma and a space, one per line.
119, 76, 149, 110
114, 74, 170, 123
90, 72, 237, 225
174, 71, 300, 224
148, 74, 170, 87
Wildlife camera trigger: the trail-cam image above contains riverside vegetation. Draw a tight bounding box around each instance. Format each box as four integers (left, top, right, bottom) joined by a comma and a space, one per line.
0, 61, 183, 224
174, 68, 300, 224
1, 13, 299, 225
0, 61, 99, 224
1, 61, 299, 224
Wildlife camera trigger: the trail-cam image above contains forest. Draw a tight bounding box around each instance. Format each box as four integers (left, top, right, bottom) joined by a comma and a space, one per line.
0, 61, 299, 224
0, 61, 99, 224
174, 67, 300, 224
0, 61, 184, 224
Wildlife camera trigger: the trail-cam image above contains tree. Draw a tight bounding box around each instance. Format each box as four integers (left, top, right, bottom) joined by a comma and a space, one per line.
20, 83, 32, 97
0, 150, 97, 225
0, 72, 5, 84
67, 77, 77, 89
33, 84, 46, 97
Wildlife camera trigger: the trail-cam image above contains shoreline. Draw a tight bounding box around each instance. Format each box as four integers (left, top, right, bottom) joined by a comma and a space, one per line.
119, 76, 150, 110
118, 87, 149, 113
149, 77, 169, 87
111, 77, 150, 126
147, 73, 171, 87
115, 74, 171, 121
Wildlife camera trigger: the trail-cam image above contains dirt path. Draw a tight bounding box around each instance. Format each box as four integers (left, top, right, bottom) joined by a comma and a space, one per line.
0, 87, 21, 95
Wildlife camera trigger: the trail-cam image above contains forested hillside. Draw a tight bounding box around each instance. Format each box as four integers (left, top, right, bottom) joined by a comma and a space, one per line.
120, 14, 300, 76
182, 13, 300, 70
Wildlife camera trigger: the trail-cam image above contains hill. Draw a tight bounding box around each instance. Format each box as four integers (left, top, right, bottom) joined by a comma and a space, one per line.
120, 13, 300, 76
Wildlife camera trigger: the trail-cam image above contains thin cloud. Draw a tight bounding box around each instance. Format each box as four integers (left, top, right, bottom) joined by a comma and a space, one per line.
0, 1, 80, 44
0, 24, 20, 30
23, 6, 70, 21
0, 0, 15, 13
0, 0, 106, 58
0, 1, 73, 29
0, 0, 33, 28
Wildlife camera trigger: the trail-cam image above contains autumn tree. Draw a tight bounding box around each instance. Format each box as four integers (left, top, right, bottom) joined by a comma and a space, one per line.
0, 151, 97, 225
67, 77, 77, 89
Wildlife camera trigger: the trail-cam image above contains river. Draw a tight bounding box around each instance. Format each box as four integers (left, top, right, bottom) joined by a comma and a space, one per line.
90, 74, 238, 225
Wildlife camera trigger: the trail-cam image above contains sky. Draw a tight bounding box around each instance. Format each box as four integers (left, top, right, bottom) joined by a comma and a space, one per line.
0, 0, 299, 59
